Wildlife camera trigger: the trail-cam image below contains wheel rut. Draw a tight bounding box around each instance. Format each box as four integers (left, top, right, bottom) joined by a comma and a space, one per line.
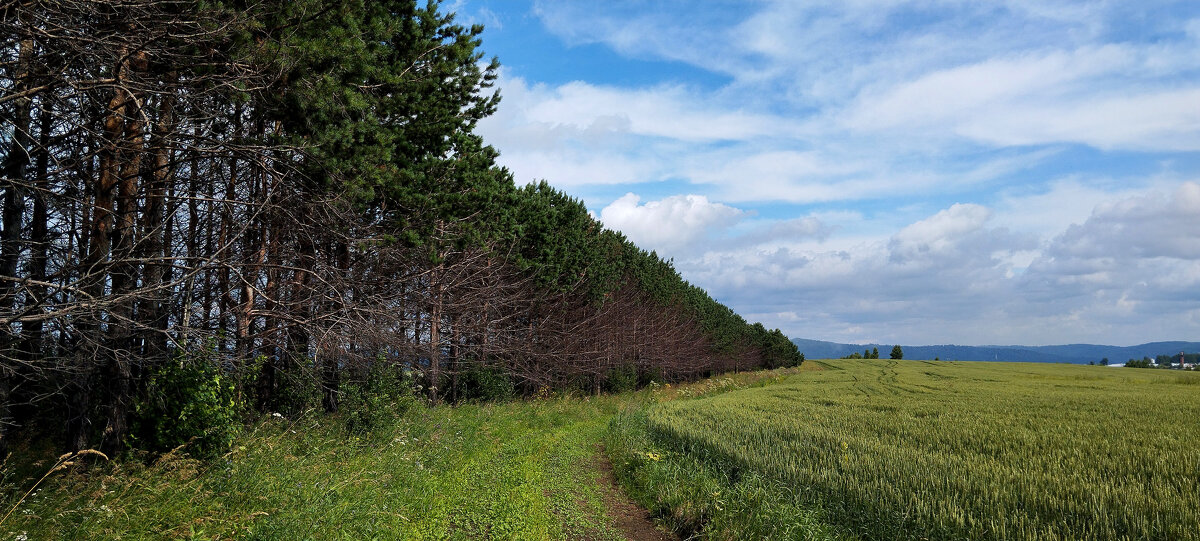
593, 445, 679, 541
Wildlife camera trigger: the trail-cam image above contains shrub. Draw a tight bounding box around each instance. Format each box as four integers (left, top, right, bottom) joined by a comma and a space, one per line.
273, 357, 323, 416
638, 365, 663, 387
340, 363, 418, 436
457, 363, 516, 402
605, 363, 639, 393
131, 349, 240, 458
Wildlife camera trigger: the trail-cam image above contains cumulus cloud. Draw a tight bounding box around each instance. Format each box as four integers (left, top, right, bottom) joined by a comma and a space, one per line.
889, 204, 994, 264
1022, 182, 1200, 307
599, 193, 745, 253
1047, 182, 1200, 260
686, 203, 1030, 307
735, 217, 833, 248
669, 191, 1199, 346
474, 1, 1200, 346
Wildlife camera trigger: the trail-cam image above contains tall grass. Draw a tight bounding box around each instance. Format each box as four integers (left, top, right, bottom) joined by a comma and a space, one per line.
1, 397, 629, 540
605, 408, 843, 540
619, 360, 1200, 540
1, 366, 811, 540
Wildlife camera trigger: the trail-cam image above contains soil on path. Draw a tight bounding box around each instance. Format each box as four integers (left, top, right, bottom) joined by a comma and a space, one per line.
594, 445, 679, 541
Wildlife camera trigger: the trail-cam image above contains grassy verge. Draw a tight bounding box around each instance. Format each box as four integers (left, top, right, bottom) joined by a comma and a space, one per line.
1, 396, 630, 540
0, 366, 814, 540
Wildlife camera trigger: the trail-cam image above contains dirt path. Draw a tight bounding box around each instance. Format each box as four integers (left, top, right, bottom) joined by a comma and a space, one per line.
594, 445, 679, 541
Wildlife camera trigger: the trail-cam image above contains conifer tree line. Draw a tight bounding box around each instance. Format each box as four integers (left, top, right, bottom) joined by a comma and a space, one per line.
0, 0, 802, 454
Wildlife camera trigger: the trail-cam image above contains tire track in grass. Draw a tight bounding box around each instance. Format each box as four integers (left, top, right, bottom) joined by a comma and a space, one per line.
593, 444, 678, 541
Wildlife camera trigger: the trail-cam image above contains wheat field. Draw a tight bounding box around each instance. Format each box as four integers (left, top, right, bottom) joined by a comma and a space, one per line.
639, 360, 1200, 540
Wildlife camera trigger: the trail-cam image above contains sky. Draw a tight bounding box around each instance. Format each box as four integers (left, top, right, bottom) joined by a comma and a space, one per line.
452, 0, 1200, 347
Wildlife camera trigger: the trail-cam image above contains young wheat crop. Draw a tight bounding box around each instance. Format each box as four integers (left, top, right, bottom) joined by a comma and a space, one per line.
639, 360, 1200, 540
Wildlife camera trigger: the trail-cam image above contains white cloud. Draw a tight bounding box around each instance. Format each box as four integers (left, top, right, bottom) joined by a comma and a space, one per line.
667, 188, 1199, 345
845, 46, 1128, 129
888, 204, 993, 264
958, 88, 1200, 151
1011, 181, 1200, 339
501, 150, 655, 187
523, 81, 782, 142
473, 1, 1200, 346
449, 1, 503, 30
534, 1, 1200, 152
736, 217, 833, 248
598, 193, 745, 253
844, 44, 1200, 150
477, 73, 796, 189
532, 1, 754, 78
1040, 181, 1200, 261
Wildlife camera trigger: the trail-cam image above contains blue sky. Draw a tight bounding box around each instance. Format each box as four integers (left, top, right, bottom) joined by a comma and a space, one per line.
455, 0, 1200, 346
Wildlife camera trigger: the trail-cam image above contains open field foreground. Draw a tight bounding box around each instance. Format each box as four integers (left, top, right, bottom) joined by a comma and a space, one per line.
2, 396, 635, 540
0, 369, 806, 540
609, 360, 1200, 540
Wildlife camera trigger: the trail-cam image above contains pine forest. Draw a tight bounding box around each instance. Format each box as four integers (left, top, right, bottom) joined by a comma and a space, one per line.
0, 0, 802, 457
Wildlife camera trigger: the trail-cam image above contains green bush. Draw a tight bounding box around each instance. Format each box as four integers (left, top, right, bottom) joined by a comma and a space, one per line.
272, 356, 323, 416
457, 363, 516, 402
637, 365, 663, 387
340, 363, 418, 436
131, 350, 240, 458
605, 363, 639, 393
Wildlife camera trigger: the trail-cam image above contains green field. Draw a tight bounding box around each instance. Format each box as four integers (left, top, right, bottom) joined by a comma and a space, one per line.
608, 360, 1200, 540
6, 362, 1198, 540
1, 397, 633, 540
0, 368, 812, 540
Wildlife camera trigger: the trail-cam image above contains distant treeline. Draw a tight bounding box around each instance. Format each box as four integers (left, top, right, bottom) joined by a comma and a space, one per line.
0, 0, 801, 455
1123, 353, 1198, 368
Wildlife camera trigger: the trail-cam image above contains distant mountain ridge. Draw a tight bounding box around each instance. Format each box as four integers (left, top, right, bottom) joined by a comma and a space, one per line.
792, 338, 1200, 364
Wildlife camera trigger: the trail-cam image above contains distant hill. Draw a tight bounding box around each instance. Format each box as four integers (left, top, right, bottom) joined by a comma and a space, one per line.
792, 338, 1200, 364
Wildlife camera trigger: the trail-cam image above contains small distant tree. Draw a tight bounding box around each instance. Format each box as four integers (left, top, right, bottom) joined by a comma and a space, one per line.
1100, 358, 1109, 366
872, 347, 879, 359
864, 349, 871, 359
890, 345, 903, 360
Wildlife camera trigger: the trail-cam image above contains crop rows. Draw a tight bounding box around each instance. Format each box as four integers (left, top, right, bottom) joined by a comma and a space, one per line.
643, 360, 1200, 540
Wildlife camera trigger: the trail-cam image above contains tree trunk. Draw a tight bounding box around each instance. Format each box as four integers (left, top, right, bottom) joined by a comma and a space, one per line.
69, 44, 131, 451
450, 314, 461, 402
22, 99, 52, 365
102, 47, 146, 455
138, 87, 174, 361
0, 12, 35, 457
287, 201, 314, 403
428, 269, 442, 403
